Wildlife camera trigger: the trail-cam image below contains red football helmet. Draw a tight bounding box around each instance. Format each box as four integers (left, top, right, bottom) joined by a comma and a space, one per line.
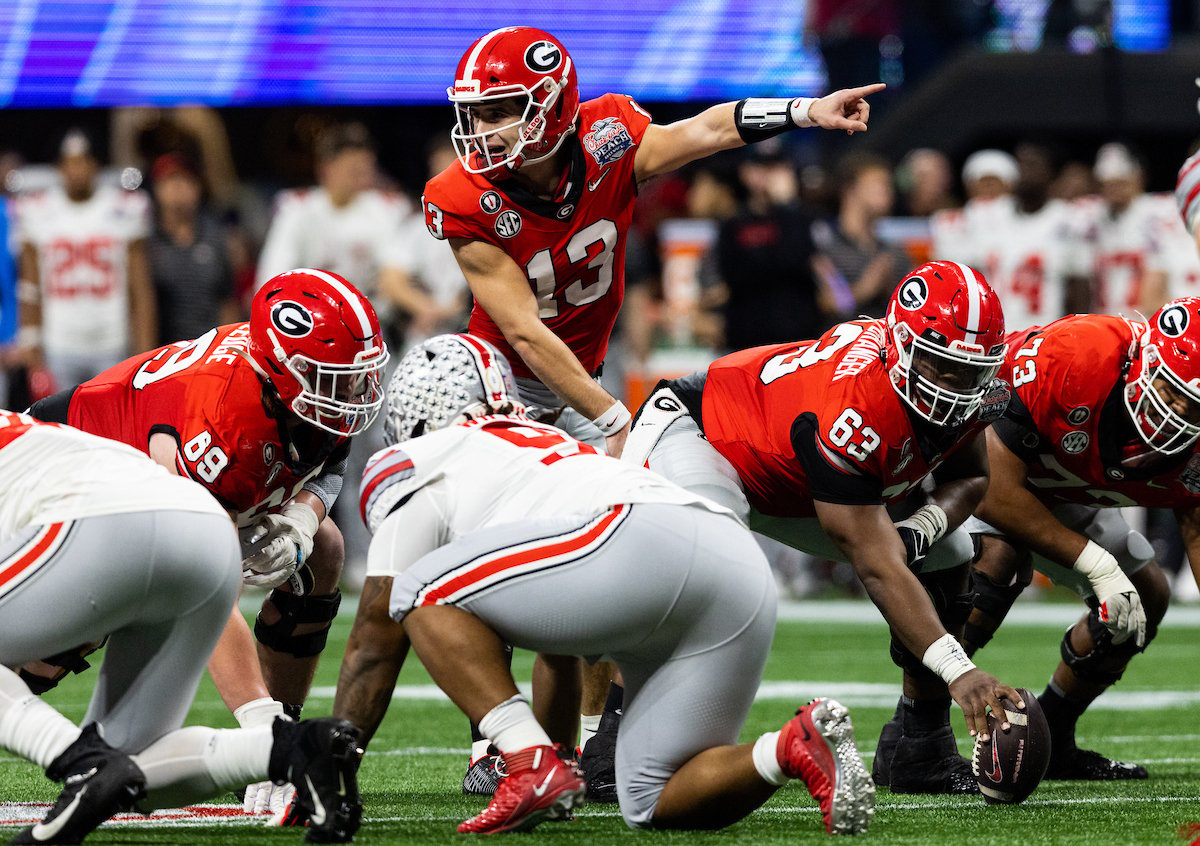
1125, 297, 1200, 454
447, 26, 580, 174
885, 261, 1007, 427
248, 268, 390, 437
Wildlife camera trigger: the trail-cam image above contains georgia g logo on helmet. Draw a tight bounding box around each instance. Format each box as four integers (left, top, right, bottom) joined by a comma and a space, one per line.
270, 300, 315, 338
1158, 303, 1190, 337
524, 40, 562, 73
897, 276, 929, 311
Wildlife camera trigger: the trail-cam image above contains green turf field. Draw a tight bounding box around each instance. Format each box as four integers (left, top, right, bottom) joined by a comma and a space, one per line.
3, 595, 1198, 845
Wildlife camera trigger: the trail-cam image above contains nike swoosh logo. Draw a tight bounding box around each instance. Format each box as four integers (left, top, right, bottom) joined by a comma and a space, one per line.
530, 768, 557, 797
983, 739, 1003, 783
588, 170, 610, 192
31, 786, 86, 841
305, 775, 327, 826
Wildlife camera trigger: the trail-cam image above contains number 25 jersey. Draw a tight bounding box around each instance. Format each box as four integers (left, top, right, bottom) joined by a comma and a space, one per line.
422, 94, 652, 379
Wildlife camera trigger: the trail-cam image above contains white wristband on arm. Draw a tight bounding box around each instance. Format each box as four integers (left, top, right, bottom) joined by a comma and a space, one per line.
921, 633, 976, 686
789, 97, 817, 128
592, 400, 631, 436
233, 697, 286, 729
1072, 539, 1118, 579
899, 504, 948, 544
16, 326, 41, 350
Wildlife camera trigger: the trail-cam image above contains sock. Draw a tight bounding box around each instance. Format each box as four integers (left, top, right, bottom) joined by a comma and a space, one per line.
603, 682, 624, 717
478, 695, 552, 756
470, 738, 493, 764
900, 696, 952, 736
1038, 683, 1087, 749
752, 731, 788, 786
132, 725, 273, 811
282, 702, 302, 722
0, 667, 80, 768
578, 714, 601, 752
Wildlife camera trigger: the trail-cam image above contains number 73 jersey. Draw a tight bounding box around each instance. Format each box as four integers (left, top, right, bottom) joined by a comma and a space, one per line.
63, 323, 344, 526
699, 319, 999, 518
422, 93, 652, 379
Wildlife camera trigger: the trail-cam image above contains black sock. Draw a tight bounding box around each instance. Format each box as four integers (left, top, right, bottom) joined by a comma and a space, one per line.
1038, 684, 1086, 750
469, 721, 486, 743
282, 702, 302, 722
596, 683, 624, 734
900, 696, 951, 736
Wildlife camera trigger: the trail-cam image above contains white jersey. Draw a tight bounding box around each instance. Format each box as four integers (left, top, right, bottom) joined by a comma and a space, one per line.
255, 187, 413, 297
359, 415, 731, 578
1076, 193, 1167, 316
0, 411, 224, 544
15, 185, 150, 357
932, 196, 1086, 330
1146, 192, 1200, 301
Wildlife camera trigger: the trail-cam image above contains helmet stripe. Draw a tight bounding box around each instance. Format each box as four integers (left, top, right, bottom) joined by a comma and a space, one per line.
296, 267, 374, 339
456, 333, 507, 406
954, 261, 982, 345
463, 27, 515, 81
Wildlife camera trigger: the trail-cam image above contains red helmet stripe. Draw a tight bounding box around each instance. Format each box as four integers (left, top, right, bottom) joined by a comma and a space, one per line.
456, 333, 507, 405
296, 267, 374, 341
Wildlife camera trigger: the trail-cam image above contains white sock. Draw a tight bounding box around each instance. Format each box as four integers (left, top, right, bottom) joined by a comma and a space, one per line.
478, 696, 552, 756
578, 714, 601, 752
0, 666, 79, 767
752, 731, 788, 786
470, 738, 492, 764
132, 725, 273, 810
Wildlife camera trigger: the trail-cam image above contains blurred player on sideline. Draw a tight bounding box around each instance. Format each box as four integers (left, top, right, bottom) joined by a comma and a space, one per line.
25, 268, 387, 816
0, 411, 361, 844
624, 261, 1025, 795
333, 334, 876, 835
424, 24, 884, 791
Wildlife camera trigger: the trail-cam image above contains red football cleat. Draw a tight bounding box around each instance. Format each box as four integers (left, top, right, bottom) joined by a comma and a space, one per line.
457, 745, 585, 834
777, 698, 875, 835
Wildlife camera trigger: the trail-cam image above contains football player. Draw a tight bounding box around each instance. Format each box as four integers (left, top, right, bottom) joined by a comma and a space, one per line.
0, 411, 361, 844
425, 24, 883, 791
961, 300, 1200, 779
624, 261, 1025, 795
1177, 146, 1200, 253
334, 334, 875, 835
25, 267, 388, 816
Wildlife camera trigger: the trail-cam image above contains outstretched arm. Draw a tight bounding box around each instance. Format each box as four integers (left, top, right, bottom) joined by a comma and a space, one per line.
634, 83, 885, 181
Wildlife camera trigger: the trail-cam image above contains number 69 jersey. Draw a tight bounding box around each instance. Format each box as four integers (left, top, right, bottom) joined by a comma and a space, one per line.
699, 319, 1003, 518
995, 313, 1200, 509
60, 323, 346, 526
422, 94, 652, 380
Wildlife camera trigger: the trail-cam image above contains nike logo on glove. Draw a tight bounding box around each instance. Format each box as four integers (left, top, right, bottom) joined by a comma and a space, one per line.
31, 786, 87, 842
305, 775, 327, 826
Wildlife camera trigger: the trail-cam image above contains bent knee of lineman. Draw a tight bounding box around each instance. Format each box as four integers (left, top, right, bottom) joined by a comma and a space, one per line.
254, 589, 342, 658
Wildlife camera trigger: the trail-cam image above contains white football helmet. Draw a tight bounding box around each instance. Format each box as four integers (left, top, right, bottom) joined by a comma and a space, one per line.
383, 334, 524, 445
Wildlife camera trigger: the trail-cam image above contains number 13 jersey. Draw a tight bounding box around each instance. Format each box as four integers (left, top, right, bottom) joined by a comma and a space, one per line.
422, 94, 652, 379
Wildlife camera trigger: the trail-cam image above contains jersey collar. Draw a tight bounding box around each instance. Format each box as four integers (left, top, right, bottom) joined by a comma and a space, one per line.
489, 137, 586, 221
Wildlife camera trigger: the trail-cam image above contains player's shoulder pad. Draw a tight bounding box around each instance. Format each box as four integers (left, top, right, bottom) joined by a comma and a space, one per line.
359, 444, 433, 534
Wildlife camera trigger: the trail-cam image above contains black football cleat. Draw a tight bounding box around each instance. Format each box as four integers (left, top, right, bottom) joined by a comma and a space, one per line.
885, 727, 979, 795
462, 745, 506, 796
269, 717, 364, 843
870, 714, 901, 788
11, 724, 146, 845
579, 719, 618, 804
1044, 746, 1148, 781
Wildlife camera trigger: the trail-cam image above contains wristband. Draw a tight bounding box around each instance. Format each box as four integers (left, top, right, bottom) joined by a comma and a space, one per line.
591, 399, 631, 436
734, 97, 812, 142
17, 280, 39, 304
1072, 539, 1116, 578
16, 326, 41, 350
899, 504, 948, 545
233, 696, 286, 729
921, 633, 976, 686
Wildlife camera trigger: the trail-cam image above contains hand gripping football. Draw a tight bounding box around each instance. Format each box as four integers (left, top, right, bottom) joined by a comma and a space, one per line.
971, 688, 1051, 804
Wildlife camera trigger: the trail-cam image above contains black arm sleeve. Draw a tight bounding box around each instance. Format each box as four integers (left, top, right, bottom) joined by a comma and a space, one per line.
990, 391, 1045, 463
790, 412, 884, 505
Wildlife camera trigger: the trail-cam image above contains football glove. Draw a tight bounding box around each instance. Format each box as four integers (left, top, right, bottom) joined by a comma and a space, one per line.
233, 698, 297, 817
893, 504, 948, 572
241, 502, 319, 590
1073, 540, 1146, 647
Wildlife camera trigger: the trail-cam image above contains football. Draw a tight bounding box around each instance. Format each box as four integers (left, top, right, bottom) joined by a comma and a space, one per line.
971, 688, 1051, 804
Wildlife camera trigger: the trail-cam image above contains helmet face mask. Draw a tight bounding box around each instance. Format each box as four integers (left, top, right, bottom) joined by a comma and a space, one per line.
448, 27, 579, 174
384, 334, 524, 446
1124, 298, 1200, 455
885, 262, 1007, 428
248, 268, 389, 438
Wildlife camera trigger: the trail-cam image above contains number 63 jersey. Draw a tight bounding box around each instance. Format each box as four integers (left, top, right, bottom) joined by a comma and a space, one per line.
422, 94, 652, 379
699, 319, 1003, 518
61, 323, 346, 526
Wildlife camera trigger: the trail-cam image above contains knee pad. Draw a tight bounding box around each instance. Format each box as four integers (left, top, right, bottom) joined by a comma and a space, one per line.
254, 590, 342, 658
1059, 605, 1153, 686
890, 577, 975, 681
962, 569, 1029, 654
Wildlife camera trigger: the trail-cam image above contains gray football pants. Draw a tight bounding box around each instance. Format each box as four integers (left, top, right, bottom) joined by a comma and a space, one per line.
0, 510, 240, 752
391, 502, 777, 828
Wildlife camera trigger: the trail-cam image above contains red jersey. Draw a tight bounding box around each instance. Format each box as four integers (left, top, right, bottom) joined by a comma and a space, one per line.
996, 313, 1200, 509
422, 94, 653, 379
62, 324, 346, 525
699, 319, 1002, 518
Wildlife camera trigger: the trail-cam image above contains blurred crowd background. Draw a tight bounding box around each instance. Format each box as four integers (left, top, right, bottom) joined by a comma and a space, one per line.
1, 0, 1199, 595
